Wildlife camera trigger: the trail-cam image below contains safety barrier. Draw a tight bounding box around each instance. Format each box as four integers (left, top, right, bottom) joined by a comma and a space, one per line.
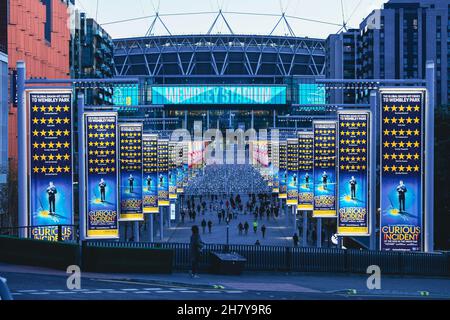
87, 241, 450, 277
0, 236, 448, 277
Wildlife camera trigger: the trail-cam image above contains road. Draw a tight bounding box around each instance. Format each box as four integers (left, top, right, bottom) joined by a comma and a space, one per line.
2, 263, 450, 300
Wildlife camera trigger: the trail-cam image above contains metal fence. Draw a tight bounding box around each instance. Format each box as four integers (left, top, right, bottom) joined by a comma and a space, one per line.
0, 225, 79, 243
85, 241, 450, 277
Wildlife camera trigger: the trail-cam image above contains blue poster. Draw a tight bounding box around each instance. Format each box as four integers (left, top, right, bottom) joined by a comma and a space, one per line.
380, 90, 424, 251
271, 142, 280, 193
278, 142, 287, 199
337, 112, 370, 236
298, 132, 314, 211
168, 142, 178, 200
287, 139, 298, 206
143, 134, 158, 213
119, 124, 143, 221
158, 139, 169, 206
85, 113, 119, 239
29, 91, 74, 241
313, 121, 337, 218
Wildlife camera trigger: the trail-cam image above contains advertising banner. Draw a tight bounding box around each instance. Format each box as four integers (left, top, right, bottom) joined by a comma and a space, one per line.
313, 121, 337, 218
168, 142, 177, 199
119, 124, 143, 221
157, 139, 170, 206
380, 89, 425, 251
278, 141, 287, 199
28, 90, 74, 241
142, 134, 158, 213
271, 140, 280, 193
85, 113, 119, 239
287, 138, 299, 206
152, 86, 287, 105
297, 131, 314, 211
337, 112, 370, 236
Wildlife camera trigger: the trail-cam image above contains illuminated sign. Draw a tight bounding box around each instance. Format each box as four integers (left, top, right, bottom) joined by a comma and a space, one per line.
28, 90, 74, 241
113, 84, 139, 106
298, 84, 326, 105
287, 139, 299, 206
119, 124, 143, 221
85, 113, 119, 239
337, 112, 370, 236
297, 132, 313, 211
152, 86, 287, 105
143, 134, 158, 213
157, 139, 169, 206
380, 89, 425, 252
278, 141, 287, 199
313, 121, 337, 218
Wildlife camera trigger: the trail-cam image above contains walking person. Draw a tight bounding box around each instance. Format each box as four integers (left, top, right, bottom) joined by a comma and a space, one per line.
201, 219, 207, 234
253, 220, 258, 234
207, 220, 212, 234
190, 226, 204, 278
244, 221, 249, 235
238, 222, 243, 235
293, 233, 299, 247
261, 224, 266, 239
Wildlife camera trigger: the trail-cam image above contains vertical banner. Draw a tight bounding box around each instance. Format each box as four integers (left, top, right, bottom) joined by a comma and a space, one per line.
28, 90, 74, 241
286, 138, 299, 206
85, 113, 119, 239
267, 141, 273, 187
278, 141, 287, 199
119, 123, 143, 221
176, 143, 185, 193
313, 121, 337, 218
142, 134, 158, 213
157, 139, 170, 206
337, 112, 370, 236
168, 142, 177, 199
380, 89, 425, 251
298, 131, 314, 211
271, 140, 280, 193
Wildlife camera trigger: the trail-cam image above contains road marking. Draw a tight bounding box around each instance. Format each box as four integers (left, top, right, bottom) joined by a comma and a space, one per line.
143, 288, 162, 291
44, 289, 64, 292
203, 290, 221, 294
134, 291, 154, 294
82, 291, 103, 294
156, 290, 174, 293
17, 290, 38, 293
179, 290, 198, 293
121, 288, 139, 291
57, 291, 77, 294
225, 290, 244, 294
11, 293, 23, 295
30, 292, 50, 295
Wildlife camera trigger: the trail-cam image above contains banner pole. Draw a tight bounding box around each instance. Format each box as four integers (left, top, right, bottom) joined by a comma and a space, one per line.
317, 218, 322, 248
369, 91, 378, 250
302, 210, 308, 247
160, 207, 164, 240
134, 221, 140, 242
149, 214, 154, 242
17, 61, 27, 238
77, 93, 86, 241
425, 61, 435, 253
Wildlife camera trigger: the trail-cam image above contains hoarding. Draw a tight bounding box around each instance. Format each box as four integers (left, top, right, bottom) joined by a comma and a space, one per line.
152, 86, 287, 105
286, 138, 299, 206
157, 139, 169, 206
113, 84, 139, 106
119, 123, 143, 221
85, 113, 119, 239
28, 90, 74, 241
313, 121, 337, 218
380, 89, 425, 251
337, 112, 370, 236
297, 131, 314, 211
142, 134, 158, 213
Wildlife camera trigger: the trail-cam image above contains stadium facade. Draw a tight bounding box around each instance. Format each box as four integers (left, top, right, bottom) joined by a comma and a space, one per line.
112, 34, 329, 133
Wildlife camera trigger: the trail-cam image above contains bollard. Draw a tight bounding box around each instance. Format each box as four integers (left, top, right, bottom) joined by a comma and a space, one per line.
0, 277, 13, 300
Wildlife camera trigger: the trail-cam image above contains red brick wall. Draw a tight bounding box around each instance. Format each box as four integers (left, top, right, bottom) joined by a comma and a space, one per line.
7, 0, 71, 170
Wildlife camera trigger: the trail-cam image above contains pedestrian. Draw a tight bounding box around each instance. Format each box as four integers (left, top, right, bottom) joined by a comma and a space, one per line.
238, 222, 243, 235
255, 240, 261, 246
244, 221, 249, 235
181, 210, 185, 224
190, 225, 204, 278
293, 233, 299, 247
253, 220, 258, 234
261, 224, 266, 238
201, 219, 207, 234
207, 220, 212, 234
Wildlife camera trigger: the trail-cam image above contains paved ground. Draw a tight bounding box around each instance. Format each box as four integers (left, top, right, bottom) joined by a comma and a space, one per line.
1, 263, 449, 300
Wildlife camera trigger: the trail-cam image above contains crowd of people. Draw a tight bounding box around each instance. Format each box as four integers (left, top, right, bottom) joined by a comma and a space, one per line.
184, 164, 272, 196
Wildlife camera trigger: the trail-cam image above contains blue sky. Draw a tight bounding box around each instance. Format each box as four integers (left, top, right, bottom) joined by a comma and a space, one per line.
75, 0, 388, 39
